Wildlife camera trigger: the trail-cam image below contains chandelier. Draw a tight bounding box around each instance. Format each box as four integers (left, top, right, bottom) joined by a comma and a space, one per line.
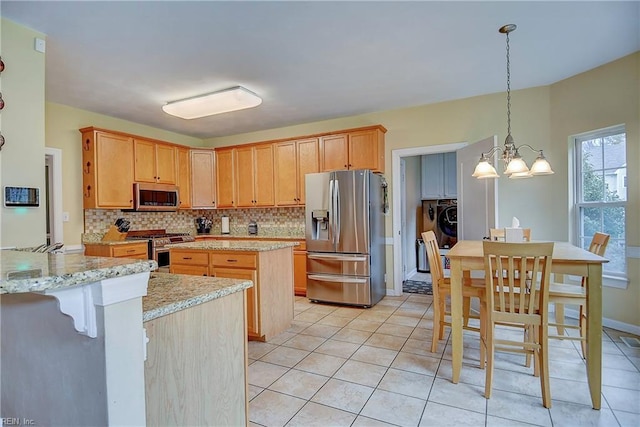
472, 24, 554, 179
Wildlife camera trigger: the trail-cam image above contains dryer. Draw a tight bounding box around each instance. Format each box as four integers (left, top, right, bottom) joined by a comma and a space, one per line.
422, 199, 457, 249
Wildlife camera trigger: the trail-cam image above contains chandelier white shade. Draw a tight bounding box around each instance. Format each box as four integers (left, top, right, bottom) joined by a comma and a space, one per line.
162, 86, 262, 119
472, 24, 554, 179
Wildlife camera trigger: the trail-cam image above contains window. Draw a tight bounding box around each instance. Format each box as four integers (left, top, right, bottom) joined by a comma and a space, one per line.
575, 125, 626, 276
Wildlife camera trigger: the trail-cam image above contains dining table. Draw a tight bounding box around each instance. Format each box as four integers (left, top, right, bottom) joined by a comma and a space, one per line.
447, 240, 608, 409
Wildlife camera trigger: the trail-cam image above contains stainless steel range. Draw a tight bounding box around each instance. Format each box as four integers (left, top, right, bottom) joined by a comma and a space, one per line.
126, 229, 195, 268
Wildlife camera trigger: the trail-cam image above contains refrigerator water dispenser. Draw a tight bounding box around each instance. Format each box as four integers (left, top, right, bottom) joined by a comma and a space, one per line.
311, 209, 329, 241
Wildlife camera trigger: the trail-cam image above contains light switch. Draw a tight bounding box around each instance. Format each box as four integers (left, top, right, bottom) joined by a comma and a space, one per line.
63, 212, 70, 222
34, 38, 46, 53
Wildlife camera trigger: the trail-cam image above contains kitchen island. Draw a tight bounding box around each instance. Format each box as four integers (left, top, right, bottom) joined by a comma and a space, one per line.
169, 240, 297, 341
0, 250, 156, 426
143, 272, 253, 425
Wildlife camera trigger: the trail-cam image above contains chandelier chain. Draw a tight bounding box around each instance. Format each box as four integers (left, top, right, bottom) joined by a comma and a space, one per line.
506, 30, 511, 138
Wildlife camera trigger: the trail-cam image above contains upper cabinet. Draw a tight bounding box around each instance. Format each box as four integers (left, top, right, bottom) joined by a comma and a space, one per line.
81, 127, 134, 209
274, 137, 319, 206
134, 139, 176, 185
215, 148, 235, 208
235, 144, 275, 207
421, 152, 457, 199
176, 147, 191, 209
319, 126, 386, 173
191, 149, 216, 209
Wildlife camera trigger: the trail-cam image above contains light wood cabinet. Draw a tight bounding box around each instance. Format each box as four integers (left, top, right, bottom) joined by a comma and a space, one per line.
81, 127, 135, 209
319, 126, 386, 173
293, 240, 307, 296
134, 139, 176, 185
84, 241, 149, 259
176, 147, 191, 209
275, 138, 319, 206
170, 247, 294, 341
235, 144, 275, 207
215, 148, 236, 208
191, 149, 216, 208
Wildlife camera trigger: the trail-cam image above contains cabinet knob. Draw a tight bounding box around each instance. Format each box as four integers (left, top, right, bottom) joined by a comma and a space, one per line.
344, 164, 347, 168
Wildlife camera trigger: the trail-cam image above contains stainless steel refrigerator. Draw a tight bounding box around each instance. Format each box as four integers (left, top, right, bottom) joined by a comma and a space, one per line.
305, 170, 386, 307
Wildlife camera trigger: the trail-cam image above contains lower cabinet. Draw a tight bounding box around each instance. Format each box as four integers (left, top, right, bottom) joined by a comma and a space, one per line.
170, 247, 294, 341
293, 240, 307, 296
84, 242, 149, 259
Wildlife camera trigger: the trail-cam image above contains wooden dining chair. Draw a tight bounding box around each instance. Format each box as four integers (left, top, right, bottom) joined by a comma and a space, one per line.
489, 228, 531, 242
548, 232, 610, 358
481, 241, 554, 408
422, 231, 486, 365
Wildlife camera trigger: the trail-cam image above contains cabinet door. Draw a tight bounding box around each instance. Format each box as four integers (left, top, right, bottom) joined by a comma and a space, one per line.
274, 141, 298, 206
134, 139, 156, 183
191, 149, 216, 208
155, 144, 177, 185
176, 147, 191, 208
293, 250, 307, 296
443, 151, 457, 198
234, 146, 255, 207
296, 138, 319, 204
253, 144, 275, 207
96, 132, 134, 208
215, 148, 235, 208
348, 129, 382, 172
320, 134, 349, 172
421, 154, 445, 199
213, 267, 259, 336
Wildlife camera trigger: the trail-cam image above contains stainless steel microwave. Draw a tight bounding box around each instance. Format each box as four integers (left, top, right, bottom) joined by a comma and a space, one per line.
132, 182, 180, 211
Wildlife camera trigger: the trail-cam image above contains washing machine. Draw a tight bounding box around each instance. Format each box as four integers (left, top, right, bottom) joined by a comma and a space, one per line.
422, 199, 457, 249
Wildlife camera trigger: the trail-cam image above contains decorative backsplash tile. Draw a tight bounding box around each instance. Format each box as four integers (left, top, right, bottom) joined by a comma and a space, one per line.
84, 207, 306, 236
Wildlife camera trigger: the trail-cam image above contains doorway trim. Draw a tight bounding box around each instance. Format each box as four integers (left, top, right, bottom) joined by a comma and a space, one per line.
45, 147, 64, 245
391, 142, 467, 295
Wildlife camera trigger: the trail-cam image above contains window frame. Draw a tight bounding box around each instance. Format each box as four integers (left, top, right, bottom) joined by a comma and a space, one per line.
572, 124, 627, 281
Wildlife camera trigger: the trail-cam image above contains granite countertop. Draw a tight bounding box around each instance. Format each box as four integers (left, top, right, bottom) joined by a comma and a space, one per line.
142, 272, 253, 322
0, 250, 157, 294
196, 233, 304, 240
168, 240, 298, 251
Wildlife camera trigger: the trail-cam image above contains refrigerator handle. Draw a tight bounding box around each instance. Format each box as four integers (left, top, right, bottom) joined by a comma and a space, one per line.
329, 178, 335, 246
334, 178, 340, 248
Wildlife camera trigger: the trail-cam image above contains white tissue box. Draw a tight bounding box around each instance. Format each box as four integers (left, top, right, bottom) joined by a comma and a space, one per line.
505, 227, 524, 242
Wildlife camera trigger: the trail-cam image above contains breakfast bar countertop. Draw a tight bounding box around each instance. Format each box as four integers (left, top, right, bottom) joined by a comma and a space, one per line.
143, 272, 253, 322
168, 240, 298, 252
0, 250, 157, 294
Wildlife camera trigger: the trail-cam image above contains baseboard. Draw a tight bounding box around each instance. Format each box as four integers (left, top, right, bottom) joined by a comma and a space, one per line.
559, 306, 640, 336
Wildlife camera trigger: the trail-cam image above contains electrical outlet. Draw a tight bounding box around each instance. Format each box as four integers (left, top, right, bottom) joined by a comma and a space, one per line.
63, 212, 70, 222
34, 38, 46, 53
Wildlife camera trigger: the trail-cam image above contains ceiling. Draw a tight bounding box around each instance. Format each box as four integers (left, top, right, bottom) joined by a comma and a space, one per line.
2, 1, 639, 139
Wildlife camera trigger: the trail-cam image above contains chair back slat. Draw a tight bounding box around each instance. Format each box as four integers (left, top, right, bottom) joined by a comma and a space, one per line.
484, 241, 553, 318
422, 231, 443, 284
589, 232, 610, 256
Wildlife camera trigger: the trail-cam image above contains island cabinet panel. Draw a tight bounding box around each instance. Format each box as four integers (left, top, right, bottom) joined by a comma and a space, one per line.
293, 240, 307, 296
214, 267, 259, 336
275, 137, 319, 206
190, 149, 216, 208
145, 290, 248, 426
81, 128, 135, 209
216, 147, 236, 208
84, 241, 148, 259
176, 147, 191, 209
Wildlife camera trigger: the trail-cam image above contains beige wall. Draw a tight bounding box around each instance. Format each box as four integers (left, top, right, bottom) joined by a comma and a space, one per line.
45, 103, 204, 246
0, 19, 46, 248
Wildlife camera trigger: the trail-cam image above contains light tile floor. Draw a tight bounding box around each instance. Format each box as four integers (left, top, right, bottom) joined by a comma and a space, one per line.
248, 295, 640, 427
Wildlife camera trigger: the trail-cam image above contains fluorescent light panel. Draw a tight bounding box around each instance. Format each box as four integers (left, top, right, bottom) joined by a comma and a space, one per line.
162, 86, 262, 119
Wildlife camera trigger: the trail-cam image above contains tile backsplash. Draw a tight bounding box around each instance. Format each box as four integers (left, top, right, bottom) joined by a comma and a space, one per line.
84, 207, 306, 235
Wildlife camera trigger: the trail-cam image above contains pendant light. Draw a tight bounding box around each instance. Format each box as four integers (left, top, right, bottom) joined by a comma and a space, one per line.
472, 24, 554, 179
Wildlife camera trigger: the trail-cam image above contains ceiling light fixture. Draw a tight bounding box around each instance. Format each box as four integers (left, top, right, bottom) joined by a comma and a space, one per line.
472, 24, 554, 179
162, 86, 262, 119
